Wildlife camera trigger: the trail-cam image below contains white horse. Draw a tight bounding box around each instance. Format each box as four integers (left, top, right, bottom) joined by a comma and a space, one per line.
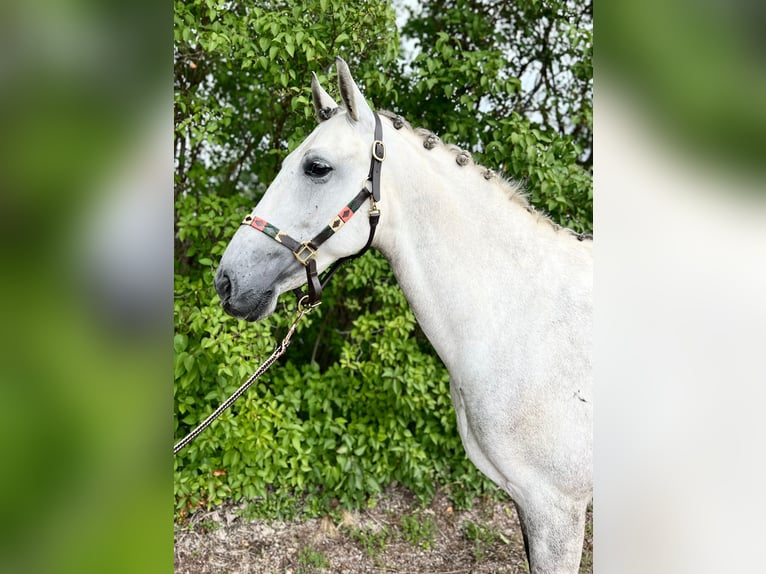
215, 58, 592, 574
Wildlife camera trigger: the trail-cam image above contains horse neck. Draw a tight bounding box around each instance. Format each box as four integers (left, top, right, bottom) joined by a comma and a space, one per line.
374, 127, 589, 368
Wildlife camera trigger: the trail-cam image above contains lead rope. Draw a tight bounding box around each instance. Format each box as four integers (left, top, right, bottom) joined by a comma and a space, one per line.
173, 298, 319, 456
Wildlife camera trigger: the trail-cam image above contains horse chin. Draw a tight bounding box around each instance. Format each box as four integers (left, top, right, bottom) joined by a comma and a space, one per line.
222, 289, 277, 322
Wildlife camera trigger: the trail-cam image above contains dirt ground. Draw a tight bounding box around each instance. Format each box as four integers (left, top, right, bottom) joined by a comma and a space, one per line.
174, 484, 593, 574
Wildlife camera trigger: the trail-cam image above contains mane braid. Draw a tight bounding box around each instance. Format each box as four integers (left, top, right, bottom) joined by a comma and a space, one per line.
377, 110, 591, 241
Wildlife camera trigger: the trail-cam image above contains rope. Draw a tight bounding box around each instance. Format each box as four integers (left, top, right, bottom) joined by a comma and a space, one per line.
173, 301, 317, 456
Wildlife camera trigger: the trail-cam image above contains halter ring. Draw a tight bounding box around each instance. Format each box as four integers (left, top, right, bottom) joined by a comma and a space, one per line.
297, 294, 321, 314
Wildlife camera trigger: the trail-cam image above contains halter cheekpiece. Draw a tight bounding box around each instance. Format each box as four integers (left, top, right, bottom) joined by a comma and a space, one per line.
240, 112, 384, 307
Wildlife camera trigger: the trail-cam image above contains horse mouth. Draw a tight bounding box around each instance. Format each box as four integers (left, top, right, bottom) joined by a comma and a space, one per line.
221, 289, 276, 322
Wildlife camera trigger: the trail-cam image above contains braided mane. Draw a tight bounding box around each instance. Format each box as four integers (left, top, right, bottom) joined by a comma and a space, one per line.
377, 110, 592, 241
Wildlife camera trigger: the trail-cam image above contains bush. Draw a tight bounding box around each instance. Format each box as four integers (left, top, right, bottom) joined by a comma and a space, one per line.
174, 0, 592, 519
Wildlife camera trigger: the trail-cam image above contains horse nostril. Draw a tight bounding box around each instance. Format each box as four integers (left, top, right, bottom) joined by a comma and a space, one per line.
215, 269, 232, 302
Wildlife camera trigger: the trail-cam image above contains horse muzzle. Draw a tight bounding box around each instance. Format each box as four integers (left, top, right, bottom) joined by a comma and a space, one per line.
214, 266, 277, 322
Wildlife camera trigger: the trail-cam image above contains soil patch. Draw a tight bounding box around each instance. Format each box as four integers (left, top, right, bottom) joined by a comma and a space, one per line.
174, 485, 592, 573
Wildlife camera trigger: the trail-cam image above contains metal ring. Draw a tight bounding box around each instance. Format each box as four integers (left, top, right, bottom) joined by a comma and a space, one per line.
297, 295, 320, 313
297, 295, 310, 313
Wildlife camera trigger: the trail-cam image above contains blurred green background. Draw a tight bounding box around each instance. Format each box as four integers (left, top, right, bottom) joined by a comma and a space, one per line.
598, 0, 765, 179
1, 0, 171, 572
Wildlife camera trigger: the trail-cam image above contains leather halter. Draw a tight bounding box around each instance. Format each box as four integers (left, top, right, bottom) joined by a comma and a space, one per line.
241, 112, 384, 306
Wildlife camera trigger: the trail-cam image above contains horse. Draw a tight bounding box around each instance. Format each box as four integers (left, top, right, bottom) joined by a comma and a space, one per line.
214, 58, 592, 574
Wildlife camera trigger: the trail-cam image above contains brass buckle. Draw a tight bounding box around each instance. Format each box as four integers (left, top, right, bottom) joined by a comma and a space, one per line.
371, 140, 386, 162
293, 242, 317, 266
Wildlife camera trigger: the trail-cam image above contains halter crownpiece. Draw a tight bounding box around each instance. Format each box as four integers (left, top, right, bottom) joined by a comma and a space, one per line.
241, 112, 385, 306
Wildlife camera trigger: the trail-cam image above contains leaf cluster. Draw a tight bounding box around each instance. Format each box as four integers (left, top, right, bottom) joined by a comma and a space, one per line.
393, 0, 593, 232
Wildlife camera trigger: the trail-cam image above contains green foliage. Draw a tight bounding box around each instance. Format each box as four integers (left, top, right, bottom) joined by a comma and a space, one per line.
400, 513, 436, 550
463, 518, 505, 562
237, 490, 303, 522
349, 526, 391, 559
174, 0, 592, 520
394, 0, 593, 234
398, 0, 593, 163
174, 0, 398, 206
481, 113, 592, 233
296, 546, 329, 573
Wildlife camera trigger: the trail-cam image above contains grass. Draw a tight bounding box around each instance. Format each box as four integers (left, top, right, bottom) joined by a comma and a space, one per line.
349, 526, 390, 559
296, 546, 329, 573
237, 490, 302, 522
400, 513, 436, 550
347, 510, 438, 560
463, 519, 509, 562
196, 519, 221, 533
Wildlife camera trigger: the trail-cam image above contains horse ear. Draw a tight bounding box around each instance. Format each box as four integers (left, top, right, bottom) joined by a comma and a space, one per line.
311, 72, 338, 122
336, 57, 374, 125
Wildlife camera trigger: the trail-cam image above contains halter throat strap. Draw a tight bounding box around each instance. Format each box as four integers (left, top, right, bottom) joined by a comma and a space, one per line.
241, 112, 384, 306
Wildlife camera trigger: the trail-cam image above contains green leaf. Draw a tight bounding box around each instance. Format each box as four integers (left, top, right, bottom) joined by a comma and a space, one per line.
174, 334, 188, 353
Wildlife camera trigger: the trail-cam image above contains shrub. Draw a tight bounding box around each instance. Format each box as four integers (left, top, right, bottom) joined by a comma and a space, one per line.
174, 0, 592, 519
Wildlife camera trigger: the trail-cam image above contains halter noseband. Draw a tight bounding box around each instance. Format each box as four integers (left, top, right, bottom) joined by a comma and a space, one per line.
241, 112, 384, 307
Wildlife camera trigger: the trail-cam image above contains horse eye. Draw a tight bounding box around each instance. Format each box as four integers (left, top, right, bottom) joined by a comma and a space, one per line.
304, 160, 333, 178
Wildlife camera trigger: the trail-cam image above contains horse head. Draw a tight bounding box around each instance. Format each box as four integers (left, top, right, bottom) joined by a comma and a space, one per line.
215, 58, 382, 321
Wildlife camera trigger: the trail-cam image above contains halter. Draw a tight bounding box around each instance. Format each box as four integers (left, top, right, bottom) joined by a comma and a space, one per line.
240, 112, 384, 306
